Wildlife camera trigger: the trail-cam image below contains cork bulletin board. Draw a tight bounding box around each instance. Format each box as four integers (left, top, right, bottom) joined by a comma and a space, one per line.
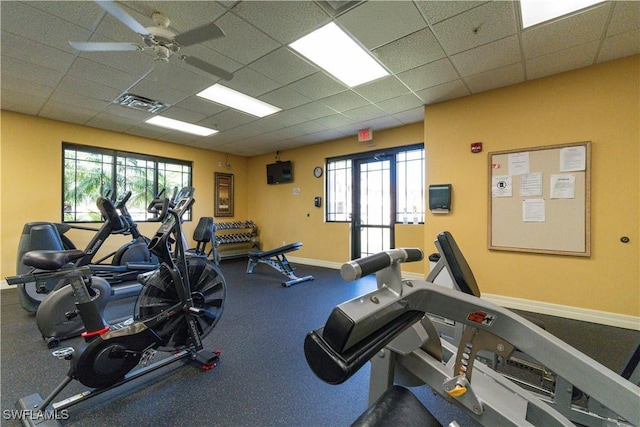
488, 141, 591, 256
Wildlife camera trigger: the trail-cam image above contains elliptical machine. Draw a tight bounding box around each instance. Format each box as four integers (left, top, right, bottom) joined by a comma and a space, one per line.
13, 191, 157, 313
7, 193, 226, 426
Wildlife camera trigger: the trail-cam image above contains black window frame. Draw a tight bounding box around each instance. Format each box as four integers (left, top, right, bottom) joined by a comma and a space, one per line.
62, 142, 193, 223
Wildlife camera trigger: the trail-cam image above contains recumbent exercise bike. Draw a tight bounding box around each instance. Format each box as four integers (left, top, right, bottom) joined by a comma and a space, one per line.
7, 193, 226, 426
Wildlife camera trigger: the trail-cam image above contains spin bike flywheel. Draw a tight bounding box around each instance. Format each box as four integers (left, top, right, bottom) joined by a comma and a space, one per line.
134, 257, 226, 350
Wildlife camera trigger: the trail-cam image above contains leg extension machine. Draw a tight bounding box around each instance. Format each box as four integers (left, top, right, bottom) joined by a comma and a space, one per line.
246, 242, 314, 287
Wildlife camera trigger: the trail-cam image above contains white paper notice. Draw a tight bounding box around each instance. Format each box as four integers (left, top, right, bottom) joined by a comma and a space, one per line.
523, 199, 545, 222
492, 175, 512, 197
508, 152, 530, 175
521, 172, 542, 197
550, 174, 575, 199
560, 146, 586, 172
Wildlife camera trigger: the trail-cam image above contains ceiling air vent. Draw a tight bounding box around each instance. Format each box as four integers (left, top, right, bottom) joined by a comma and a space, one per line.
115, 93, 170, 113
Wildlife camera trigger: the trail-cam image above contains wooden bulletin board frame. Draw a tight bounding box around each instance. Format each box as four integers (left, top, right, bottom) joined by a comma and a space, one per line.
488, 141, 591, 256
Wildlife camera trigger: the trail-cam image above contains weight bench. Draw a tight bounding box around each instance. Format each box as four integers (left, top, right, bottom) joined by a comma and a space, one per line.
246, 242, 314, 287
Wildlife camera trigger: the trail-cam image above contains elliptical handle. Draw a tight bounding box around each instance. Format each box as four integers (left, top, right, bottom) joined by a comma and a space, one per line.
147, 197, 170, 222
115, 191, 132, 210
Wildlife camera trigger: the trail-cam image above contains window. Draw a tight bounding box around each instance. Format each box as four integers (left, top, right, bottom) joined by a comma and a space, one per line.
326, 144, 425, 223
395, 148, 425, 222
326, 159, 352, 222
63, 143, 192, 222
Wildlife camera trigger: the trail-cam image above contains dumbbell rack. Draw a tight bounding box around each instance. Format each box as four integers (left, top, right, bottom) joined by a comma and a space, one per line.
212, 220, 259, 264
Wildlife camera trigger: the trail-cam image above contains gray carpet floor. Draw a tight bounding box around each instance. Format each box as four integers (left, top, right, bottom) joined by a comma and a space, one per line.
1, 259, 638, 426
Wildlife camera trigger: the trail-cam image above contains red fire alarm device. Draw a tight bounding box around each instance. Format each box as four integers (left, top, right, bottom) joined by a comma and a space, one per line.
358, 128, 373, 142
471, 142, 482, 153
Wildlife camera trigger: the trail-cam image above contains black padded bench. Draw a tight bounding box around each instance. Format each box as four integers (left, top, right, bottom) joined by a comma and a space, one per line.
246, 242, 314, 287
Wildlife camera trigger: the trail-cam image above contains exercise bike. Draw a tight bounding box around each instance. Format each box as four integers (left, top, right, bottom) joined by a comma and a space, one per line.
13, 191, 157, 313
8, 193, 226, 426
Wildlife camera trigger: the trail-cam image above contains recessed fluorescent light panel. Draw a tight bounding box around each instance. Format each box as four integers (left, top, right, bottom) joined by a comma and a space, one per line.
146, 116, 218, 136
520, 0, 604, 28
197, 84, 282, 118
289, 22, 389, 87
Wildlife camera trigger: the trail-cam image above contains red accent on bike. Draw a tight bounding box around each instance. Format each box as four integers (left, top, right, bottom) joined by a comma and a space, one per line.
81, 325, 110, 339
201, 363, 217, 371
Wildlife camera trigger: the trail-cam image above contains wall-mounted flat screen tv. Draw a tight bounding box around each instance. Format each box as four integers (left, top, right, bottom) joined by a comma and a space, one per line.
266, 161, 293, 184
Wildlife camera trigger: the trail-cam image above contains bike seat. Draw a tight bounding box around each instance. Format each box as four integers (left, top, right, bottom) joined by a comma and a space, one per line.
23, 249, 86, 271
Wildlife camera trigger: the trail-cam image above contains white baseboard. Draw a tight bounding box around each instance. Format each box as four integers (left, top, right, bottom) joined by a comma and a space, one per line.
483, 293, 640, 331
289, 257, 640, 331
5, 260, 637, 331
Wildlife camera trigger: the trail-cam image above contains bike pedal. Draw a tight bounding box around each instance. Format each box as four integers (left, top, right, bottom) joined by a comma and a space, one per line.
52, 347, 75, 360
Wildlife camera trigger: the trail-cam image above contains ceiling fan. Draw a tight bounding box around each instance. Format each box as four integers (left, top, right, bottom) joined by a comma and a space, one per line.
69, 0, 233, 81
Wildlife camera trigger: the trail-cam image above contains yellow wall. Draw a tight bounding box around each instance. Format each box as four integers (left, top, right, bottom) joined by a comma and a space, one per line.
1, 56, 637, 318
0, 111, 249, 276
246, 121, 426, 274
424, 55, 639, 316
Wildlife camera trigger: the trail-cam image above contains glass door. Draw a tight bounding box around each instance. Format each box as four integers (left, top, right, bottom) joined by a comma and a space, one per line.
351, 155, 395, 259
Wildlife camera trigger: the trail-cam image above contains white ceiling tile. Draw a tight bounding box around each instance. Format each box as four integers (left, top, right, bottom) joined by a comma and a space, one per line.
67, 57, 141, 90
353, 76, 411, 103
249, 48, 318, 86
397, 59, 459, 91
288, 102, 336, 120
337, 1, 427, 49
0, 88, 48, 115
1, 1, 92, 53
174, 97, 227, 116
526, 41, 600, 80
313, 114, 356, 129
50, 89, 111, 111
125, 1, 228, 33
521, 4, 610, 59
607, 1, 640, 36
102, 103, 153, 121
464, 62, 525, 93
130, 78, 190, 105
2, 74, 55, 100
40, 101, 98, 124
414, 1, 488, 25
259, 87, 312, 110
597, 30, 640, 63
373, 28, 446, 74
343, 104, 387, 122
224, 67, 281, 97
392, 107, 425, 125
451, 35, 521, 77
376, 94, 425, 115
432, 1, 517, 55
319, 91, 369, 113
1, 55, 64, 88
86, 113, 142, 133
288, 73, 347, 100
231, 1, 330, 44
415, 80, 470, 104
1, 30, 76, 73
27, 1, 104, 30
162, 106, 207, 124
203, 11, 280, 65
202, 109, 258, 131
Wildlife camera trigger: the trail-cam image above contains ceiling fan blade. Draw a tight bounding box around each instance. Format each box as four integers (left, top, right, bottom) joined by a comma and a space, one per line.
69, 41, 142, 52
174, 22, 225, 47
181, 55, 233, 81
95, 0, 150, 36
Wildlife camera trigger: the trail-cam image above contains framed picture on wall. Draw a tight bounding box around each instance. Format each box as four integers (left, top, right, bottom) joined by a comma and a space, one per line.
214, 172, 234, 217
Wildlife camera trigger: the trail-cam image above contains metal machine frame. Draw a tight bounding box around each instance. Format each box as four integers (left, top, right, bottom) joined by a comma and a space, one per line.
305, 246, 640, 426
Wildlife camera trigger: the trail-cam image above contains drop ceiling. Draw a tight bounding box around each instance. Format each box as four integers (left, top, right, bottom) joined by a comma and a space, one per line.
1, 1, 638, 156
